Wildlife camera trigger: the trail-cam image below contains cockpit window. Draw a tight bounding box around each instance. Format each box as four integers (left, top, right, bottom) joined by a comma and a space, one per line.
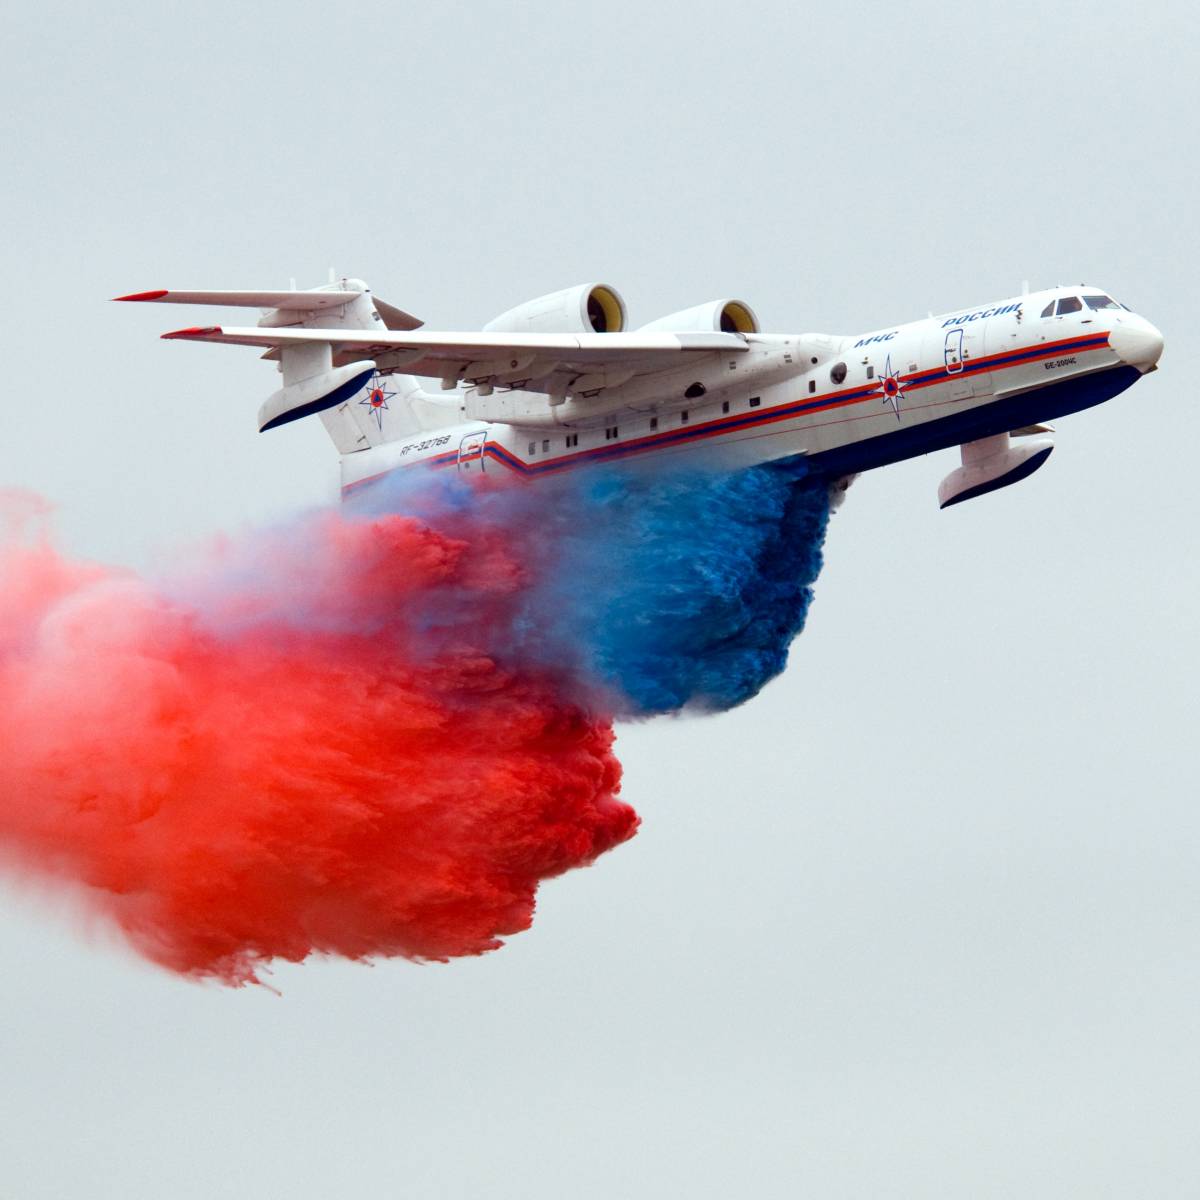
1040, 301, 1055, 318
1056, 296, 1082, 315
1084, 294, 1121, 311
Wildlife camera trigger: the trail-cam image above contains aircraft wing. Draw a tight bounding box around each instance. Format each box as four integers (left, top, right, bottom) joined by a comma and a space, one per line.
159, 324, 748, 393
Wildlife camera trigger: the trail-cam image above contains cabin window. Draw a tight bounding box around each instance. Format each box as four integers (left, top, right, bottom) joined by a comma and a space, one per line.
542, 439, 550, 453
808, 380, 816, 394
866, 365, 875, 379
649, 417, 658, 431
749, 396, 761, 408
528, 442, 536, 455
1084, 293, 1121, 311
830, 362, 848, 384
722, 400, 730, 413
1056, 296, 1082, 315
680, 410, 689, 423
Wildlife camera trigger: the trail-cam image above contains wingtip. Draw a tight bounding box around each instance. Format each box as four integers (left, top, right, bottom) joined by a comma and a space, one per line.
113, 289, 169, 302
161, 326, 222, 340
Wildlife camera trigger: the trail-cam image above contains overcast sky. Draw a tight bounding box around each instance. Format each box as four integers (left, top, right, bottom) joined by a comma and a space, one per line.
1, 1, 1196, 1196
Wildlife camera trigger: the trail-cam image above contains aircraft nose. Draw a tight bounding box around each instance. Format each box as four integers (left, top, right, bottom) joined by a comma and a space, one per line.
1109, 318, 1164, 372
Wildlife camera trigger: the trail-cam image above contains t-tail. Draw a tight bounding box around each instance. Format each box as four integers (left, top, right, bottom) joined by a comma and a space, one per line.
114, 279, 461, 451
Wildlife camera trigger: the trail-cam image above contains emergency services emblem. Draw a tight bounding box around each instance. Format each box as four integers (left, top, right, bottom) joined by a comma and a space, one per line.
877, 354, 906, 420
359, 373, 395, 431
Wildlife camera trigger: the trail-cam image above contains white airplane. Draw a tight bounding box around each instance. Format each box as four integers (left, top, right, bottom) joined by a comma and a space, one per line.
117, 278, 1163, 507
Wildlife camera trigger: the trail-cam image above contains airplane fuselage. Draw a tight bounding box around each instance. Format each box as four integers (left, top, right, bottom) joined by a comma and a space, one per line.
340, 285, 1162, 498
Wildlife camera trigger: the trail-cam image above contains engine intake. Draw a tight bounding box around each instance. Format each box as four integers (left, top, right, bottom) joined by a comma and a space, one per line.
639, 299, 760, 334
484, 283, 626, 334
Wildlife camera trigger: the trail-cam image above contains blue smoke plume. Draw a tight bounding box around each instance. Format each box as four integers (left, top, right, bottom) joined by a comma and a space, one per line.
346, 456, 831, 718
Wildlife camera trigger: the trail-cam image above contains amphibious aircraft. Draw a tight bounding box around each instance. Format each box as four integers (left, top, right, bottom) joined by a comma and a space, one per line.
116, 278, 1163, 507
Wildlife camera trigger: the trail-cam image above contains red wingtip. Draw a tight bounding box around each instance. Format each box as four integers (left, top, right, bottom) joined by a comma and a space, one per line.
113, 289, 169, 302
161, 326, 222, 340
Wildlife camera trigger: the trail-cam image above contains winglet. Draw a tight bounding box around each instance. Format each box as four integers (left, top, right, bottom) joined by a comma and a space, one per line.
114, 289, 169, 302
162, 326, 222, 340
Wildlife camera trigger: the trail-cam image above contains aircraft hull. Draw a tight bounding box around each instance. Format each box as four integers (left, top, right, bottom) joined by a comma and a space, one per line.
805, 364, 1140, 480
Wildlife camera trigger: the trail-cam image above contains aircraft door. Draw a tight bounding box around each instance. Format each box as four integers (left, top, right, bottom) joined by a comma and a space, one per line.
457, 430, 487, 471
944, 329, 965, 373
936, 327, 986, 400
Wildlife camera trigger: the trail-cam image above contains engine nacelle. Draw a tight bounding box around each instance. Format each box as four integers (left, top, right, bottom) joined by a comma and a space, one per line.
938, 430, 1054, 508
483, 283, 626, 334
638, 299, 759, 334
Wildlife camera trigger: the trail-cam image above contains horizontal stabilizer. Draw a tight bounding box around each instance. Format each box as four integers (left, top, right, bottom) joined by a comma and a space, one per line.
373, 297, 423, 331
114, 288, 366, 311
116, 287, 424, 330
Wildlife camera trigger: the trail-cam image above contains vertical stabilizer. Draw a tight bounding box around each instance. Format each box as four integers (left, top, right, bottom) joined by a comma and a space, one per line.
114, 278, 430, 449
319, 374, 464, 453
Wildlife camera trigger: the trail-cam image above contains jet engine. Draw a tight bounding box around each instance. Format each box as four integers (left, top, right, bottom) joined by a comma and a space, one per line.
483, 283, 627, 334
938, 427, 1055, 508
638, 299, 760, 334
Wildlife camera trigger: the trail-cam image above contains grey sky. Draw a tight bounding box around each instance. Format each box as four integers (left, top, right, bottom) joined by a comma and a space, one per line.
1, 1, 1196, 1195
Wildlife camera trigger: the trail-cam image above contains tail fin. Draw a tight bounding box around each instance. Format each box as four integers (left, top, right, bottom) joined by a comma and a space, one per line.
317, 373, 464, 453
116, 278, 459, 450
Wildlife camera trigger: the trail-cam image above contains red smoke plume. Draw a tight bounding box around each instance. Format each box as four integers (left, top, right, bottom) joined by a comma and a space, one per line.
0, 491, 636, 986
